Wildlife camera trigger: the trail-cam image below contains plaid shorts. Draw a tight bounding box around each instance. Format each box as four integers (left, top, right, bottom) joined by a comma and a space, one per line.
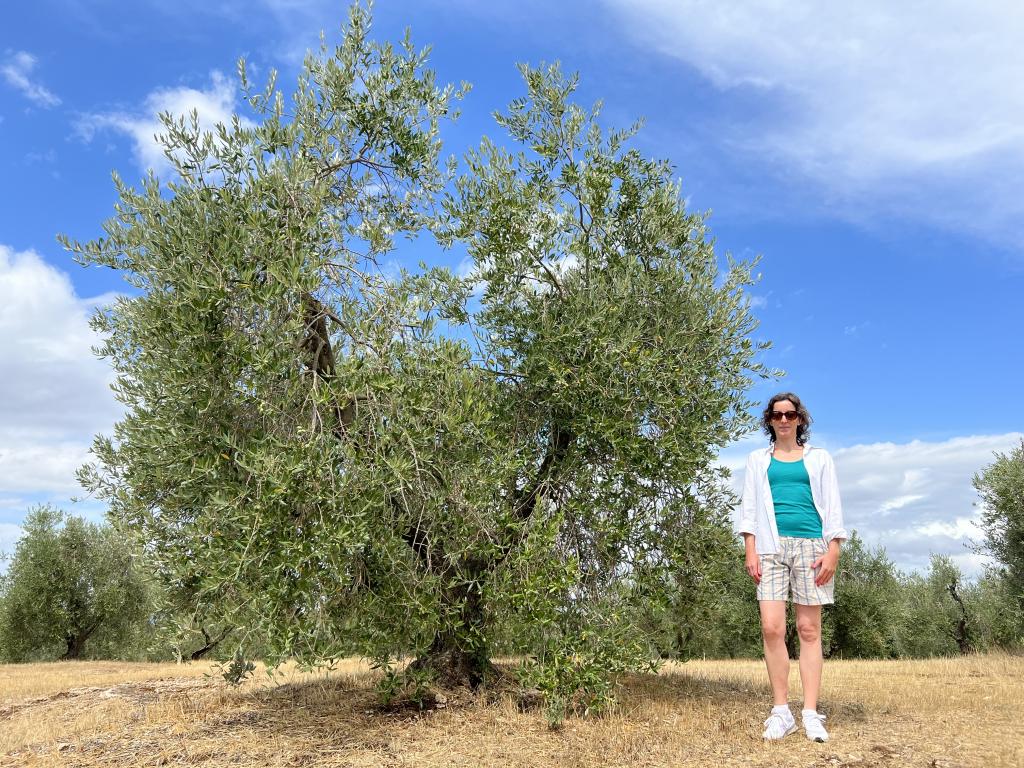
757, 536, 835, 605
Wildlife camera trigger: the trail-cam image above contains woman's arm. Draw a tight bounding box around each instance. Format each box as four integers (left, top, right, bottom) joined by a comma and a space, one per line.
812, 538, 840, 586
744, 532, 761, 584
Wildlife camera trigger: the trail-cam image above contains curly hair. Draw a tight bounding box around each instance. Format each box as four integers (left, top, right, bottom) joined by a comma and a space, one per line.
761, 392, 812, 445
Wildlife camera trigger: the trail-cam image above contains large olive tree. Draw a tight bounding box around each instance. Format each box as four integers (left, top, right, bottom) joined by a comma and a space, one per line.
68, 4, 769, 715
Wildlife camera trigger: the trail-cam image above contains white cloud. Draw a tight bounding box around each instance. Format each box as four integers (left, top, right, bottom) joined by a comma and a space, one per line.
917, 517, 980, 540
456, 254, 488, 298
75, 71, 248, 176
0, 245, 122, 497
878, 494, 926, 515
0, 522, 24, 561
0, 523, 23, 549
0, 523, 24, 577
603, 1, 1024, 243
1, 51, 61, 108
726, 432, 1023, 576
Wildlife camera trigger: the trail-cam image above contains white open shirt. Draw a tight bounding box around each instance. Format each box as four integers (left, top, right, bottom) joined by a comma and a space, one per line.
738, 444, 849, 555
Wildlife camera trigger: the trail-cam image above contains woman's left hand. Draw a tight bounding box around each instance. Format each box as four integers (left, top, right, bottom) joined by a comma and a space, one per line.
811, 547, 839, 586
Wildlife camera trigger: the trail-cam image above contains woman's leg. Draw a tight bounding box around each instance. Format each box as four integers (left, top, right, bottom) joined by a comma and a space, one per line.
759, 600, 790, 706
794, 603, 823, 711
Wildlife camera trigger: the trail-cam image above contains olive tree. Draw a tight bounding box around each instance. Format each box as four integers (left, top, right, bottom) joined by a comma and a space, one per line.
896, 555, 973, 657
67, 4, 769, 714
969, 567, 1024, 650
974, 439, 1024, 609
0, 507, 153, 661
823, 532, 902, 658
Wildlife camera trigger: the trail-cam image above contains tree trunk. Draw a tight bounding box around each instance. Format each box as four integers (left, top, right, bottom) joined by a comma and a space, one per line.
409, 566, 496, 689
409, 632, 496, 689
62, 633, 87, 660
947, 579, 973, 655
398, 416, 574, 690
61, 617, 100, 660
190, 626, 231, 661
674, 626, 691, 658
785, 615, 799, 659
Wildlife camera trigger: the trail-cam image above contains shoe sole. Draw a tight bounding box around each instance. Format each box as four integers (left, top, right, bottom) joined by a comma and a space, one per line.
763, 723, 798, 740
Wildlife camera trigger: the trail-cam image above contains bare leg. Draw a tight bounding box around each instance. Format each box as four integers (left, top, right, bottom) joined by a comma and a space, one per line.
795, 603, 823, 711
759, 600, 789, 706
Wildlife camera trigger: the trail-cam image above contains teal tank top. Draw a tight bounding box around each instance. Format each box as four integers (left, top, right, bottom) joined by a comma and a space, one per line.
767, 457, 823, 538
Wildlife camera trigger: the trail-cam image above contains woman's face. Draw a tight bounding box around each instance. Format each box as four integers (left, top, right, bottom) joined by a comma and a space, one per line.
771, 399, 801, 440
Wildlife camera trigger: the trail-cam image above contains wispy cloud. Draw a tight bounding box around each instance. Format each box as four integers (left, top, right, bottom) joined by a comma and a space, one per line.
75, 71, 249, 176
603, 0, 1024, 245
878, 494, 926, 515
1, 51, 61, 107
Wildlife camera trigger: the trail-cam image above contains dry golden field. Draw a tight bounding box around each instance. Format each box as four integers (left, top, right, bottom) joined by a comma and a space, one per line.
1, 653, 1020, 767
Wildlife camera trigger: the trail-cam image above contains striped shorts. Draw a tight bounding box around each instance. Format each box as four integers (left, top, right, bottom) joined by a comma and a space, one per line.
757, 536, 835, 605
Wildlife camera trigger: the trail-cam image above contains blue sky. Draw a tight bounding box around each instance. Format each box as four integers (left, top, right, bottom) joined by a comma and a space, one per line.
2, 1, 1022, 576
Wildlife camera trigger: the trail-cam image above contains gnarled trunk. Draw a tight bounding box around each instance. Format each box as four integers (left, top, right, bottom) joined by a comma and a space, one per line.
398, 408, 574, 689
947, 579, 973, 655
62, 633, 87, 660
62, 625, 97, 660
409, 563, 496, 689
409, 632, 496, 689
190, 626, 232, 661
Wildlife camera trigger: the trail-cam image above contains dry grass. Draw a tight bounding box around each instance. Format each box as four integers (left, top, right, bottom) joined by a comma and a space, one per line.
1, 654, 1020, 767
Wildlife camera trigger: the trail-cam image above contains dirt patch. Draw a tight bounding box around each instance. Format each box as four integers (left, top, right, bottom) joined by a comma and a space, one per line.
0, 677, 216, 719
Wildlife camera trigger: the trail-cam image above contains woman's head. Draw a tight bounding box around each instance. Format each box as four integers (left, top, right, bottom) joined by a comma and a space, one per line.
761, 392, 812, 445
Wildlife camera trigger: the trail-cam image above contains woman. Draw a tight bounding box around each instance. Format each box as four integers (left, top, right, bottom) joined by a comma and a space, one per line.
738, 392, 847, 742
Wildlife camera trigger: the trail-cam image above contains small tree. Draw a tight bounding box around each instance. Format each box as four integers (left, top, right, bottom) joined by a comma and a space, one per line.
637, 539, 761, 660
67, 3, 770, 714
0, 506, 153, 661
824, 532, 902, 658
973, 439, 1024, 609
896, 555, 973, 657
969, 567, 1024, 651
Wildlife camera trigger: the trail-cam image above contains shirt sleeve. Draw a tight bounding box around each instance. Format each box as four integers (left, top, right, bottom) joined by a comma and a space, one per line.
738, 452, 758, 537
821, 451, 849, 543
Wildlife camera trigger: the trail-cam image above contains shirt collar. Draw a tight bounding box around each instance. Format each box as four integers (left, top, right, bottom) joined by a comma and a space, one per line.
762, 444, 814, 456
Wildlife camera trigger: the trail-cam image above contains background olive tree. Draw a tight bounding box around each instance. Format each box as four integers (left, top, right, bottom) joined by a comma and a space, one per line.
0, 507, 155, 662
967, 567, 1024, 650
821, 532, 902, 659
896, 555, 974, 657
974, 439, 1024, 612
66, 4, 770, 718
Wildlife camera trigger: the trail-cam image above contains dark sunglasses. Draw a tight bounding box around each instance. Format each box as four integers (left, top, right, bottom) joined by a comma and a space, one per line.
770, 411, 800, 422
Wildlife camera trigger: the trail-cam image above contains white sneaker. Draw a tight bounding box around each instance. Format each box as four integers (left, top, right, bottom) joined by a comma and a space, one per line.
802, 710, 829, 742
762, 708, 797, 740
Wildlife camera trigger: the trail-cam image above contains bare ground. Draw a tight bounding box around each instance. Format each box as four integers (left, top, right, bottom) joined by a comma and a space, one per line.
0, 654, 1020, 767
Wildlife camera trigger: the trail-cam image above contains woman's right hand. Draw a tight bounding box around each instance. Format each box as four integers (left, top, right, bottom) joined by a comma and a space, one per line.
744, 544, 761, 584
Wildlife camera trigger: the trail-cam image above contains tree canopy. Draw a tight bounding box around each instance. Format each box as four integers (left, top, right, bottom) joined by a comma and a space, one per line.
974, 439, 1024, 609
66, 3, 770, 716
0, 507, 152, 661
